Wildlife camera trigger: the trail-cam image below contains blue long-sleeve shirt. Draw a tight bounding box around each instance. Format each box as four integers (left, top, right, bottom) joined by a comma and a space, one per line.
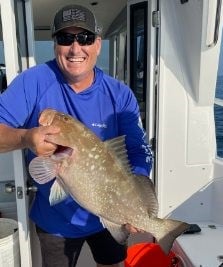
0, 59, 153, 237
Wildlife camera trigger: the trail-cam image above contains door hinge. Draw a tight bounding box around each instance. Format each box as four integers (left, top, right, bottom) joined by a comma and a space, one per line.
152, 10, 160, 28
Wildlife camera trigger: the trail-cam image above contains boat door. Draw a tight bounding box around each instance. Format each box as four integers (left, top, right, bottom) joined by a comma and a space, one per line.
127, 0, 223, 220
155, 0, 223, 218
127, 0, 159, 179
0, 0, 39, 266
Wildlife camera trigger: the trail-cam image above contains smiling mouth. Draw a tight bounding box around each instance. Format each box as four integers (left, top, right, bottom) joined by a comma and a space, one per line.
67, 57, 85, 63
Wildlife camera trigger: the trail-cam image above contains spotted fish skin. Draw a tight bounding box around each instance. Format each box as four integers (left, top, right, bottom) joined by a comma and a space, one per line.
29, 108, 190, 254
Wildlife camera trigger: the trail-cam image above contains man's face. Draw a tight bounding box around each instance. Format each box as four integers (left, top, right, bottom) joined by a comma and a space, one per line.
54, 26, 101, 84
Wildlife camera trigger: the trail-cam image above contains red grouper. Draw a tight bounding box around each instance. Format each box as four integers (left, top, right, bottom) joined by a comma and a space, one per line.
29, 108, 190, 255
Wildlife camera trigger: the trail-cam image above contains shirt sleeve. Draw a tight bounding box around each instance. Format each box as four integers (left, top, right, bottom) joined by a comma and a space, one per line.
117, 85, 153, 177
0, 71, 37, 127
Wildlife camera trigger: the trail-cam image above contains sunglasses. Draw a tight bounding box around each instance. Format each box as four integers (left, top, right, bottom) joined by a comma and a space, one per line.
55, 31, 96, 46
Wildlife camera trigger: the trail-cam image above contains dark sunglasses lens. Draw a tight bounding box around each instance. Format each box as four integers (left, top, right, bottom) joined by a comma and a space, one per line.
76, 33, 96, 46
56, 33, 74, 46
56, 32, 96, 46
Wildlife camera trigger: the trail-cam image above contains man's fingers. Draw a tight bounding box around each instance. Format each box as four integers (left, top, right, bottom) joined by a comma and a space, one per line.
41, 126, 60, 144
125, 223, 144, 233
42, 125, 60, 135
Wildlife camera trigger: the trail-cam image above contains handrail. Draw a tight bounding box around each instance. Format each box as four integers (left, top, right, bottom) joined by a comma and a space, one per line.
207, 0, 222, 48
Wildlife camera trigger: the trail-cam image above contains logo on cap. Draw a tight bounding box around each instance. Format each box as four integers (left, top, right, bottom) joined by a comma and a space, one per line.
63, 9, 86, 22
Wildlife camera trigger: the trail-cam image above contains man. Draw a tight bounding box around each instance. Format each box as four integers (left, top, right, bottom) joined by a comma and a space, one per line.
0, 4, 152, 267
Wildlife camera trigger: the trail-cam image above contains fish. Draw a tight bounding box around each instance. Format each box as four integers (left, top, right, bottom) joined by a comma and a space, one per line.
29, 108, 190, 255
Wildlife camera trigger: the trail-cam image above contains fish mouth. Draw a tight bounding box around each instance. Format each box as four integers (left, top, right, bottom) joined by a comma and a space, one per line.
55, 145, 70, 154
44, 133, 74, 158
52, 145, 73, 160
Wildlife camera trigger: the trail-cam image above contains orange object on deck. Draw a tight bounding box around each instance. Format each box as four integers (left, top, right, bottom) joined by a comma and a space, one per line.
124, 242, 179, 267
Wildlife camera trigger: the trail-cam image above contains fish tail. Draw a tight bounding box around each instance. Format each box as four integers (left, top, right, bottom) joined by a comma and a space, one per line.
151, 218, 190, 254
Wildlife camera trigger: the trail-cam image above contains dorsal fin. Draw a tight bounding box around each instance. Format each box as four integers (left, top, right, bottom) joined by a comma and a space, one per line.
104, 136, 132, 174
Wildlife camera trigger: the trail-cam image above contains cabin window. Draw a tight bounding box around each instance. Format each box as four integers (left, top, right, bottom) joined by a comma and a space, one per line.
129, 2, 148, 127
35, 41, 54, 64
97, 39, 110, 75
34, 40, 109, 75
214, 29, 223, 157
115, 32, 127, 83
0, 39, 109, 91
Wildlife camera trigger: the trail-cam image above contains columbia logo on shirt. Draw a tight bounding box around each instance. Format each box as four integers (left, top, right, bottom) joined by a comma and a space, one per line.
91, 123, 107, 129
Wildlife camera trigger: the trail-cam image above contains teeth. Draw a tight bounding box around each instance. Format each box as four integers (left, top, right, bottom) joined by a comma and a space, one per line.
68, 57, 85, 62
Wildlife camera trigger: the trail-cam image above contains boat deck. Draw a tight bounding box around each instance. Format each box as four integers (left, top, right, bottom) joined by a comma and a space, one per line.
173, 222, 223, 267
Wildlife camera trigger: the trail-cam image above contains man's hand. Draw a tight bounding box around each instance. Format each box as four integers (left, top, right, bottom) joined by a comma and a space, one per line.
22, 125, 60, 156
125, 223, 145, 233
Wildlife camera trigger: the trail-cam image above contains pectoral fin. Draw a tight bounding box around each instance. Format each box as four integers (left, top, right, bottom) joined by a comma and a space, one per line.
29, 157, 57, 184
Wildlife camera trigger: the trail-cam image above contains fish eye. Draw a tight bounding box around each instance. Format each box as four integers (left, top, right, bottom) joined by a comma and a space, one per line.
62, 116, 69, 121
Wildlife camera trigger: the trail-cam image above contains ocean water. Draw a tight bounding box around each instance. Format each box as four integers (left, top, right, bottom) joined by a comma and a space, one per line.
215, 75, 223, 157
